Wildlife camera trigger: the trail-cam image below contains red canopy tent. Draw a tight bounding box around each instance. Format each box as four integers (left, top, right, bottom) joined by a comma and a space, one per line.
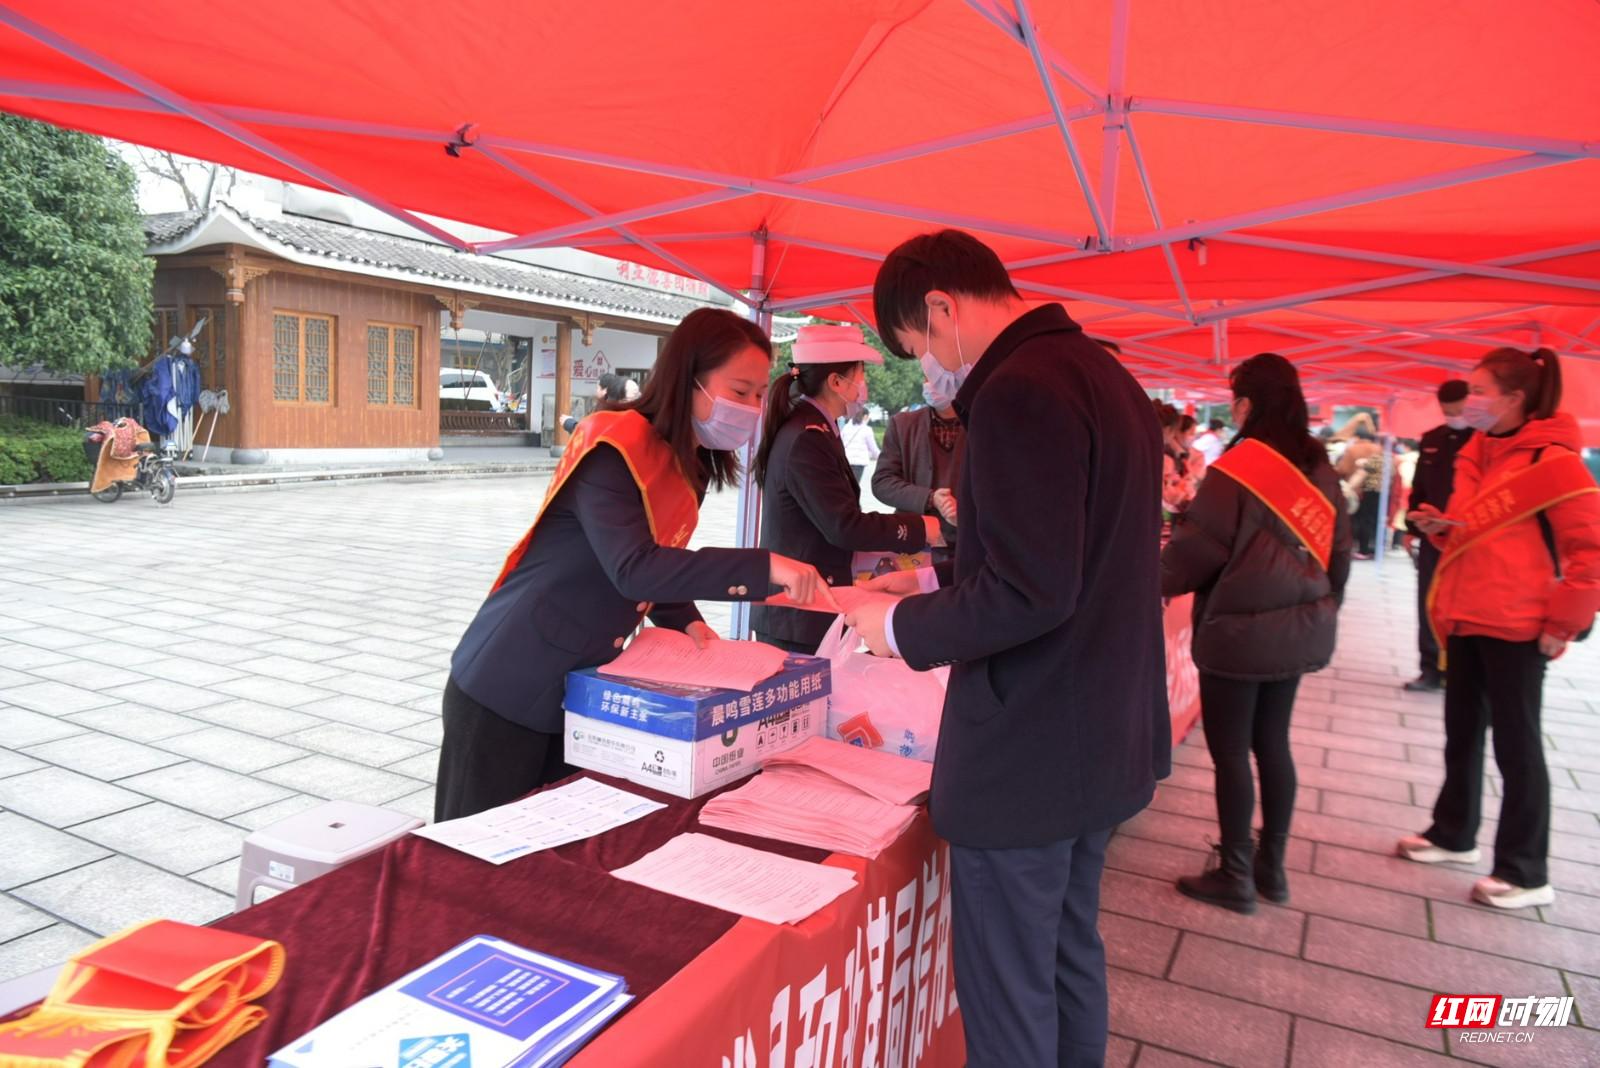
3, 0, 1599, 423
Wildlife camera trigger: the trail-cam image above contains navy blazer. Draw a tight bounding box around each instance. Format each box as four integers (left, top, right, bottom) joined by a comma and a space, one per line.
752, 399, 928, 649
451, 447, 771, 732
893, 304, 1172, 848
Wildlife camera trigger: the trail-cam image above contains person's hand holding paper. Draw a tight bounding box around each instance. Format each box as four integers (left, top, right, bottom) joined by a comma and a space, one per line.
844, 592, 899, 658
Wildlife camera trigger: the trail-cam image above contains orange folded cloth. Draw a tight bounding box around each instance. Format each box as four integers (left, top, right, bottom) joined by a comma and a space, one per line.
0, 919, 284, 1068
89, 424, 149, 495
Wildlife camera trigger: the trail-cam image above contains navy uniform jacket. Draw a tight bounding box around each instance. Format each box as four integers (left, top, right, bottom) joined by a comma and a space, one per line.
1405, 423, 1474, 536
752, 399, 928, 649
451, 447, 770, 732
893, 304, 1172, 848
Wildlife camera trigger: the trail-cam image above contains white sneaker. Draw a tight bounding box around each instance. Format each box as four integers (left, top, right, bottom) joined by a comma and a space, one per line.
1473, 877, 1554, 910
1397, 834, 1481, 864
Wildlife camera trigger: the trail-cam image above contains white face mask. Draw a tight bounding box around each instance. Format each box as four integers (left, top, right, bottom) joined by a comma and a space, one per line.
692, 382, 761, 451
841, 373, 868, 421
1443, 415, 1471, 431
1460, 394, 1507, 432
919, 314, 970, 407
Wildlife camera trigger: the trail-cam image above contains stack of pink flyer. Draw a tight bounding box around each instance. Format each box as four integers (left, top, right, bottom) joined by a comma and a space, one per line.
698, 737, 932, 857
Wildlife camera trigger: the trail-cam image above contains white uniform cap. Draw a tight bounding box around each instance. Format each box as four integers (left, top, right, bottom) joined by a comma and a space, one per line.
791, 324, 882, 365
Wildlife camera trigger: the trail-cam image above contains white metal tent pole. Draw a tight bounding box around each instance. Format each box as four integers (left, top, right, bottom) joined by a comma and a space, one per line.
730, 231, 771, 639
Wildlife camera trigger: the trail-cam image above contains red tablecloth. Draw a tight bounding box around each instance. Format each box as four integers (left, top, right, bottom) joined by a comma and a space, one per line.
205, 773, 964, 1067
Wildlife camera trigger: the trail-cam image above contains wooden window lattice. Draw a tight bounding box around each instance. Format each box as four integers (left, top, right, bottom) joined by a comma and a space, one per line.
272, 311, 334, 404
365, 324, 417, 406
304, 318, 331, 403
273, 314, 300, 401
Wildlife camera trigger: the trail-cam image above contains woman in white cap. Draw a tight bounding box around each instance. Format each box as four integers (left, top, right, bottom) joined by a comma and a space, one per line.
751, 324, 944, 653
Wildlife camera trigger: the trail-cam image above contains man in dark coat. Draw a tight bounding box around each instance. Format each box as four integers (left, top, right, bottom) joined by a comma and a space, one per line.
848, 230, 1170, 1068
1404, 379, 1474, 691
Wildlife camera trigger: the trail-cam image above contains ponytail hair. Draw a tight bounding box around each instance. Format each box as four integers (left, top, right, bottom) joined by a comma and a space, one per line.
753, 360, 861, 486
1478, 346, 1562, 420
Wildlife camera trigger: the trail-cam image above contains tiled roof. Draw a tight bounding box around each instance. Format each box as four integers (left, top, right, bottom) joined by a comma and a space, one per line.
143, 207, 722, 322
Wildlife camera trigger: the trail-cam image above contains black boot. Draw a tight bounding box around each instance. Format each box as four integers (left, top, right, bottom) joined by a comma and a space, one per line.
1177, 841, 1257, 914
1254, 832, 1289, 904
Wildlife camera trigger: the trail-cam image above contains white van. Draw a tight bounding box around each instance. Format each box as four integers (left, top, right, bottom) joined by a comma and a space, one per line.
439, 369, 505, 412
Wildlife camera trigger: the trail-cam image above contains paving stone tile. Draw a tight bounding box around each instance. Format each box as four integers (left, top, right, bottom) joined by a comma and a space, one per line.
209, 676, 336, 707
1126, 1046, 1216, 1068
0, 766, 146, 827
0, 746, 46, 779
382, 751, 439, 782
12, 855, 231, 936
0, 666, 42, 690
117, 761, 293, 819
1098, 869, 1305, 957
0, 812, 111, 888
1565, 971, 1600, 1029
0, 894, 54, 943
21, 730, 185, 780
1536, 889, 1600, 935
256, 754, 427, 805
1326, 748, 1448, 787
225, 793, 327, 832
1099, 910, 1179, 978
191, 857, 242, 898
165, 639, 268, 666
228, 655, 344, 685
0, 923, 99, 983
26, 660, 153, 691
1294, 761, 1414, 803
154, 726, 309, 774
63, 704, 206, 743
1432, 901, 1600, 976
0, 645, 74, 671
318, 652, 435, 681
5, 626, 95, 651
1273, 868, 1430, 937
281, 722, 430, 766
1289, 1020, 1453, 1066
1107, 966, 1291, 1067
1304, 915, 1563, 994
72, 801, 247, 875
385, 787, 435, 824
1102, 1034, 1137, 1068
252, 637, 349, 663
0, 680, 118, 716
180, 699, 327, 737
99, 678, 226, 713
1313, 842, 1485, 904
182, 623, 278, 647
128, 657, 247, 687
1169, 933, 1439, 1049
1289, 725, 1409, 759
314, 672, 438, 707
1119, 807, 1315, 870
292, 694, 432, 732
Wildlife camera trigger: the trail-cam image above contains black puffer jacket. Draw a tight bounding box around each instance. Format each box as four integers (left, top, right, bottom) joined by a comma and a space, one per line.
1161, 441, 1353, 681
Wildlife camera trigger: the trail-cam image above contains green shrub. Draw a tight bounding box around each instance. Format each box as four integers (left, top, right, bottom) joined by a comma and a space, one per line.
0, 414, 94, 485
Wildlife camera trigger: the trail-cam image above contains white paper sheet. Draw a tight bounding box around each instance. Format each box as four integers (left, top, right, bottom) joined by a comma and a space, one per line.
610, 832, 857, 926
413, 778, 666, 864
761, 736, 933, 805
597, 627, 789, 692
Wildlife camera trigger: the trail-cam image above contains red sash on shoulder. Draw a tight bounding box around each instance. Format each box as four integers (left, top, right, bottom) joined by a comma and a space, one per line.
1426, 450, 1600, 664
490, 409, 700, 592
1209, 438, 1336, 570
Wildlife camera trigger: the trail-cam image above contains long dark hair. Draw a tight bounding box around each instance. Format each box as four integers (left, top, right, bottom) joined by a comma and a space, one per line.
753, 360, 860, 485
608, 308, 771, 491
1227, 353, 1326, 474
1479, 346, 1562, 420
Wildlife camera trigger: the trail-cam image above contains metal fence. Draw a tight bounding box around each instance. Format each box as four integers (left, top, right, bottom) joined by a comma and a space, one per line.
0, 394, 141, 428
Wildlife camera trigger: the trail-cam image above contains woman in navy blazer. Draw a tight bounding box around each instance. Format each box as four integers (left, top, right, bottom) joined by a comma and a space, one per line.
438, 310, 829, 820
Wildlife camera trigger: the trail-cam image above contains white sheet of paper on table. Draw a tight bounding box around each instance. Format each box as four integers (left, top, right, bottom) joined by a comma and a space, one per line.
761, 736, 933, 805
597, 627, 789, 692
413, 778, 666, 864
610, 832, 857, 926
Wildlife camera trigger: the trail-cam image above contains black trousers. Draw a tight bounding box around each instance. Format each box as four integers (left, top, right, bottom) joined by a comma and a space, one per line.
1415, 540, 1442, 675
1353, 491, 1381, 555
754, 632, 818, 655
1424, 636, 1550, 887
434, 676, 572, 822
1199, 673, 1301, 843
849, 463, 866, 480
950, 829, 1112, 1068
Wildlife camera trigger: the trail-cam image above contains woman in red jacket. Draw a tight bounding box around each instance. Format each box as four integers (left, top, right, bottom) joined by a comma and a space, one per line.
1403, 347, 1600, 910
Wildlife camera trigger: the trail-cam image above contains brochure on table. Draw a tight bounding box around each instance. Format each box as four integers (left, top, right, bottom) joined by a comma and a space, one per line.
269, 935, 630, 1068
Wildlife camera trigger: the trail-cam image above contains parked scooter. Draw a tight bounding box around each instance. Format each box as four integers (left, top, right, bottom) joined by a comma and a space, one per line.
85, 424, 178, 505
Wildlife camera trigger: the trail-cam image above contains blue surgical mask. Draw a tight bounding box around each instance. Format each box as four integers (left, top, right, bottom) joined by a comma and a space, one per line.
693, 382, 761, 451
920, 316, 970, 407
922, 380, 955, 411
1459, 394, 1504, 433
1443, 415, 1470, 432
842, 374, 868, 421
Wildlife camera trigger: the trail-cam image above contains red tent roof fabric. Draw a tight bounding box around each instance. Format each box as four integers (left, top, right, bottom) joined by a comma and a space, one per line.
3, 0, 1598, 429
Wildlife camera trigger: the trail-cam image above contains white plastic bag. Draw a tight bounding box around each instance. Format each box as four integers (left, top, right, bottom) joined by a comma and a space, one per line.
816, 615, 949, 763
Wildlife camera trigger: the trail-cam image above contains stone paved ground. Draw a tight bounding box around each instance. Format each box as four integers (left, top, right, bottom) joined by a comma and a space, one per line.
2, 474, 1598, 1064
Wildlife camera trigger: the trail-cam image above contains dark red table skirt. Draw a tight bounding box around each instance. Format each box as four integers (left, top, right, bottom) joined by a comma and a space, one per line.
207, 774, 826, 1066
